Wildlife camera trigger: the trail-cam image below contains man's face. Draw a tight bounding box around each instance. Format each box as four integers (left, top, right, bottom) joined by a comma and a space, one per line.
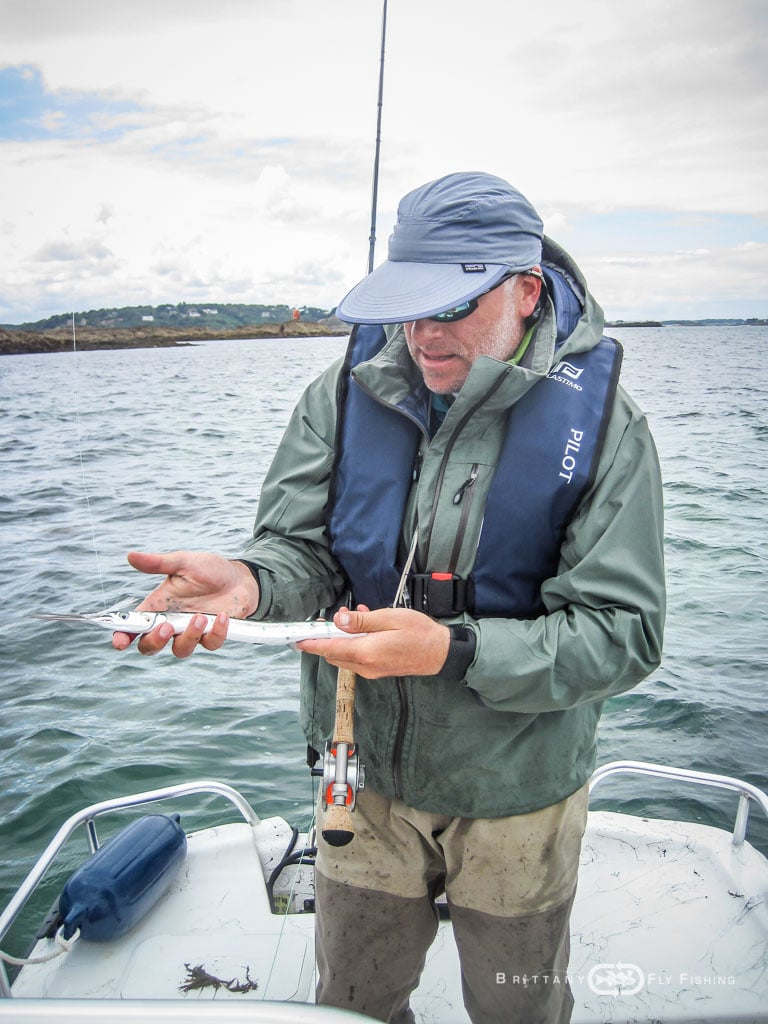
403, 273, 540, 394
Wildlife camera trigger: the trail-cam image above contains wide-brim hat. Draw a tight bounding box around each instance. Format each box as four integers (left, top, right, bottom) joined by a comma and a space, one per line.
336, 172, 543, 324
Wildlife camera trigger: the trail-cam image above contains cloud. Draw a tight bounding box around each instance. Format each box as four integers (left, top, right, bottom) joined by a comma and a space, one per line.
584, 240, 768, 320
0, 0, 263, 43
34, 238, 114, 263
379, 0, 768, 216
0, 0, 766, 322
0, 64, 150, 142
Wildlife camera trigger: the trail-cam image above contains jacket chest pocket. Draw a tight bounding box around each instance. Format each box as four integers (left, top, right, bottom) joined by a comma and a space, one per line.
417, 459, 497, 578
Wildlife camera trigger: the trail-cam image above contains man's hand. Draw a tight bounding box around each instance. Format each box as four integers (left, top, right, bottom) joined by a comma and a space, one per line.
297, 606, 450, 679
112, 550, 260, 658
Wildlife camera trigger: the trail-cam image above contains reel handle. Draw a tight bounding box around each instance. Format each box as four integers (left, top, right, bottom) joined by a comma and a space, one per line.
322, 801, 355, 846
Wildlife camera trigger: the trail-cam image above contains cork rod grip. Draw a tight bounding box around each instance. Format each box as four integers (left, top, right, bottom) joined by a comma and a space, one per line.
333, 667, 357, 744
321, 667, 358, 847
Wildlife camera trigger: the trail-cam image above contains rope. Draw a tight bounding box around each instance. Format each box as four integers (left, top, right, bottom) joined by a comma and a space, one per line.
0, 926, 80, 967
393, 527, 419, 608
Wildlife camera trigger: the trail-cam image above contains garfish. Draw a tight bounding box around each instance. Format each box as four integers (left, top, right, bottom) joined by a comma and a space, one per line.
35, 608, 356, 645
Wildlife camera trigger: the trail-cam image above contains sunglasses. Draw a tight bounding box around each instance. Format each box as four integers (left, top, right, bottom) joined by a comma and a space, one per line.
428, 270, 542, 324
429, 297, 483, 324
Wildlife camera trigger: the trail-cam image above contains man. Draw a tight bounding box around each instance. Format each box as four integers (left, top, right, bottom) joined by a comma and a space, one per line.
115, 172, 665, 1023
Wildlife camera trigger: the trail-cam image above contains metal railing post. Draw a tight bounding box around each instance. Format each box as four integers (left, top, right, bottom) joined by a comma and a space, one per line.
589, 759, 768, 847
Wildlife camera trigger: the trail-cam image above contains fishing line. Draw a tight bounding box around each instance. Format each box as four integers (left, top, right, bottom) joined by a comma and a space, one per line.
70, 307, 108, 611
260, 785, 319, 1001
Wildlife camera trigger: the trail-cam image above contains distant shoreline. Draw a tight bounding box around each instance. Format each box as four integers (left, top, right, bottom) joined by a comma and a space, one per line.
606, 319, 768, 328
605, 320, 663, 328
1, 317, 765, 356
0, 320, 350, 356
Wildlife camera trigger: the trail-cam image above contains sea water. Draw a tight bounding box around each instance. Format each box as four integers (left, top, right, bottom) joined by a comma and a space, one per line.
1, 327, 766, 932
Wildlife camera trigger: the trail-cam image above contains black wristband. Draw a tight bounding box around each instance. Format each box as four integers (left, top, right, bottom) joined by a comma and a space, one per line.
437, 623, 477, 682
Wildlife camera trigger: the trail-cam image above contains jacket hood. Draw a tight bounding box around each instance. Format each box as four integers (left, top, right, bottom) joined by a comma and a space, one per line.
539, 236, 605, 360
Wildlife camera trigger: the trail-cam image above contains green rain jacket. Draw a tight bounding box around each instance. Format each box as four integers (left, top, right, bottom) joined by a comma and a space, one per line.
242, 239, 665, 818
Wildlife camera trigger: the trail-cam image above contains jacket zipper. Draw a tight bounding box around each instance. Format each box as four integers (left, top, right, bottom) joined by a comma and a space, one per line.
421, 375, 506, 568
392, 677, 408, 797
448, 463, 479, 572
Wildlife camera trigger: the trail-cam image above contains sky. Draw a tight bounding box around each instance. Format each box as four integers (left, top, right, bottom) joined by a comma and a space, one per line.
0, 0, 766, 324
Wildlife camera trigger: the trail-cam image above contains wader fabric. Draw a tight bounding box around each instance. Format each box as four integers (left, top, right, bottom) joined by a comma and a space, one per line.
316, 784, 588, 1023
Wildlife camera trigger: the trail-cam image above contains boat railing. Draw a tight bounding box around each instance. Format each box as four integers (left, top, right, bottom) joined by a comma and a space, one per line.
0, 781, 260, 998
590, 759, 768, 848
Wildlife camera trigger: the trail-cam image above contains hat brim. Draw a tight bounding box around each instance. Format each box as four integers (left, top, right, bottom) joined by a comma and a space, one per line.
335, 261, 512, 325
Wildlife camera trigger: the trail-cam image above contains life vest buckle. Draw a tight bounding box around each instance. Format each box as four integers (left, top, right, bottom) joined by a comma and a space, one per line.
408, 572, 474, 618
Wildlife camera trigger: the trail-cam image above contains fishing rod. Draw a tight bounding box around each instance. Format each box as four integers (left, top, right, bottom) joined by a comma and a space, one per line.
367, 0, 388, 274
320, 1, 389, 846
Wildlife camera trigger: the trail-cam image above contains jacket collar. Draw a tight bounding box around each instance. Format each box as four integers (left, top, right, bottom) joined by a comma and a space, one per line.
351, 240, 605, 418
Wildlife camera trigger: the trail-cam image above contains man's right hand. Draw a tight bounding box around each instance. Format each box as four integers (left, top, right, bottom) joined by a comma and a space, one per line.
112, 550, 260, 658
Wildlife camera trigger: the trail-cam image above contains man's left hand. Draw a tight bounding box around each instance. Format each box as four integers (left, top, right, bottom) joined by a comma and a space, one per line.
297, 606, 450, 679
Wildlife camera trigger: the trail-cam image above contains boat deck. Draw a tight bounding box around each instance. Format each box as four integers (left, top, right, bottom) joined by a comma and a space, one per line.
2, 763, 767, 1023
571, 811, 767, 1022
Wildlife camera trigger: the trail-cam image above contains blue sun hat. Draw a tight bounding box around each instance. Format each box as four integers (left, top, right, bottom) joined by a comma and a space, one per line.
336, 172, 544, 324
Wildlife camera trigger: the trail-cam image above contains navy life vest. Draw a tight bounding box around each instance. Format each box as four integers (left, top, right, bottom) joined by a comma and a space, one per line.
327, 324, 622, 618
